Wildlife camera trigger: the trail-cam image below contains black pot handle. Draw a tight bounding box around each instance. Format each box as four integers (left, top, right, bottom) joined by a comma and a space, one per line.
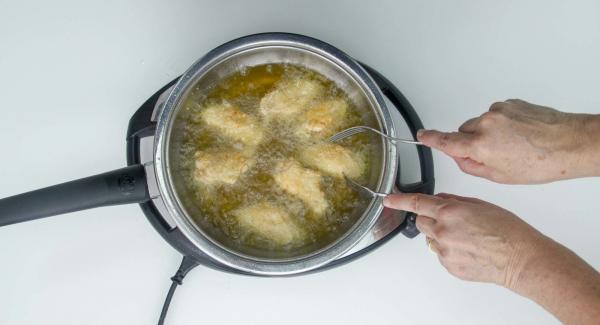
360, 63, 435, 238
0, 164, 150, 227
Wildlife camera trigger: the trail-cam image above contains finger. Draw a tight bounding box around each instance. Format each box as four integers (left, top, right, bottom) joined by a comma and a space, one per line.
383, 193, 446, 219
415, 215, 436, 237
458, 117, 479, 133
417, 130, 475, 158
435, 192, 483, 204
452, 156, 493, 179
489, 101, 508, 112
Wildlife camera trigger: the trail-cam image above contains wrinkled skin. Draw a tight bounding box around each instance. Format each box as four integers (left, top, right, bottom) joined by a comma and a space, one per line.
384, 192, 600, 325
417, 99, 600, 184
384, 193, 543, 286
383, 99, 600, 324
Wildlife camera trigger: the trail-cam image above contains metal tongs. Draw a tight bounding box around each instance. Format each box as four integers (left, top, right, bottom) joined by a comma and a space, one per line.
344, 175, 388, 198
328, 125, 423, 145
331, 126, 422, 198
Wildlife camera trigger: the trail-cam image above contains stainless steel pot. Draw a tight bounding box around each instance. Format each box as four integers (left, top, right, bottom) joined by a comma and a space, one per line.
0, 33, 434, 277
155, 33, 398, 275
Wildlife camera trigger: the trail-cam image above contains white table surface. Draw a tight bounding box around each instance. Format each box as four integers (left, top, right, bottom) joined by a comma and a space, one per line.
1, 1, 599, 324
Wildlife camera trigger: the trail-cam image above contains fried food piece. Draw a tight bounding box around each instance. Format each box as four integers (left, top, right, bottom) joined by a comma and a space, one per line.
193, 150, 253, 186
232, 202, 305, 245
296, 98, 348, 140
200, 102, 264, 146
259, 78, 324, 119
299, 143, 365, 179
273, 159, 328, 215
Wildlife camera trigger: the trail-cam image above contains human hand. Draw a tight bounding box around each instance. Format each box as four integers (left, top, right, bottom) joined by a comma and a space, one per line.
384, 192, 600, 324
384, 192, 545, 286
417, 99, 600, 184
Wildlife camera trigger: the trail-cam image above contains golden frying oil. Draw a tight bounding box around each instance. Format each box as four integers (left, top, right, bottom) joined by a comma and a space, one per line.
173, 64, 376, 258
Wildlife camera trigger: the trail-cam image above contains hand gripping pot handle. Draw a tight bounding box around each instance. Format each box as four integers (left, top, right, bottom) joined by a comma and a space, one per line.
0, 165, 150, 227
360, 63, 435, 238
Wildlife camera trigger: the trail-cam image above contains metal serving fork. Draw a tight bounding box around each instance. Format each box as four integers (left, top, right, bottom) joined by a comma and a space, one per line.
344, 175, 388, 198
329, 126, 423, 145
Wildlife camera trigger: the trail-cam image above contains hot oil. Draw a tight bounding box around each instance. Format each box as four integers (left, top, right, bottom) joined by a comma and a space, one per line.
175, 64, 375, 258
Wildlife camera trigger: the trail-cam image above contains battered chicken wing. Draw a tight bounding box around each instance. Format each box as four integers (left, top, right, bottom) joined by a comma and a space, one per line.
295, 98, 348, 140
299, 143, 365, 179
200, 102, 264, 146
232, 202, 305, 246
193, 150, 253, 186
259, 78, 324, 119
273, 158, 328, 215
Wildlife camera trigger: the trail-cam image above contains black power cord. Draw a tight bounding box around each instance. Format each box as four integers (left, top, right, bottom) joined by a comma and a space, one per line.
158, 256, 199, 325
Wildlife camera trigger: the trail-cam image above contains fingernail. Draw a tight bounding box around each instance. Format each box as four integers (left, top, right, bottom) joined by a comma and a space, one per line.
416, 129, 426, 138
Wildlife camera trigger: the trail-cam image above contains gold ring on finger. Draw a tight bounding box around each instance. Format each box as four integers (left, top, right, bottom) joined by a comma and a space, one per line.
426, 236, 433, 252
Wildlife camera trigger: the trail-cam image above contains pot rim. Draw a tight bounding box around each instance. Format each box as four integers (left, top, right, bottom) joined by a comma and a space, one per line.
153, 32, 398, 275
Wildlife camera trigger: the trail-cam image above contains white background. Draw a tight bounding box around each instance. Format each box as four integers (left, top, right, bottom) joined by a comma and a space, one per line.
1, 1, 599, 324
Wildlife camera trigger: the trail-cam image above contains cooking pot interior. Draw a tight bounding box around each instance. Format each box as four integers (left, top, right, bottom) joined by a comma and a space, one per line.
166, 45, 387, 260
